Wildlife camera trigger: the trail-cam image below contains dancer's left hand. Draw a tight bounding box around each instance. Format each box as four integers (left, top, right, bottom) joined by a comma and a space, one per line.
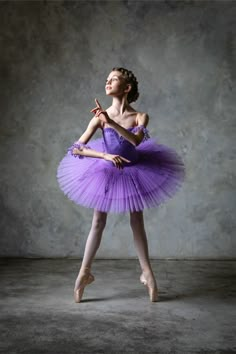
90, 98, 111, 124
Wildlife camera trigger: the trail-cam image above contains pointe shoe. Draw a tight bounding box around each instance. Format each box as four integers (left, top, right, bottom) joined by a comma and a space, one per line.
140, 272, 158, 302
74, 267, 95, 303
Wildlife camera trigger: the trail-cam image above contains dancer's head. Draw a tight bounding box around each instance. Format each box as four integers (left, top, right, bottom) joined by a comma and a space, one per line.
105, 67, 139, 104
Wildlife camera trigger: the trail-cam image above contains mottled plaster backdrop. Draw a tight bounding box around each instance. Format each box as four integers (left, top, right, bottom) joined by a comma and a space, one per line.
0, 0, 235, 258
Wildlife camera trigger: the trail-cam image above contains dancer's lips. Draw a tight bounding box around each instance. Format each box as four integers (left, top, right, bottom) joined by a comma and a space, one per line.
106, 86, 112, 90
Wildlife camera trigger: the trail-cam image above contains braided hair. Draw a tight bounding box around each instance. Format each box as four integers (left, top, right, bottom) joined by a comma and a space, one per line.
112, 67, 139, 104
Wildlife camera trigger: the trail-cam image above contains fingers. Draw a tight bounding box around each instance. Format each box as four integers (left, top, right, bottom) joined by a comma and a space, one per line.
90, 107, 101, 116
90, 98, 102, 114
95, 98, 101, 108
112, 156, 121, 169
120, 156, 131, 163
113, 157, 123, 169
90, 106, 99, 113
95, 110, 105, 117
95, 109, 101, 117
112, 155, 130, 169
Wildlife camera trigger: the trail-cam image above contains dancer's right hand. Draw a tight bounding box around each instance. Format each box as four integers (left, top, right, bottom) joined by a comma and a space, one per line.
103, 153, 130, 169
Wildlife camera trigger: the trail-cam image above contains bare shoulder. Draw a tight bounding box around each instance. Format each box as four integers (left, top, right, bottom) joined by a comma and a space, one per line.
88, 115, 103, 129
136, 112, 149, 127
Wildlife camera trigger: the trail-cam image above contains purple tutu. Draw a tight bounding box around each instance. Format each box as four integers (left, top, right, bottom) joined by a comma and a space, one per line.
56, 126, 186, 213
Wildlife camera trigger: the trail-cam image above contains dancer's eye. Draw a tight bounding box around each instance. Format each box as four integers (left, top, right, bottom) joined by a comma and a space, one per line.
106, 77, 118, 84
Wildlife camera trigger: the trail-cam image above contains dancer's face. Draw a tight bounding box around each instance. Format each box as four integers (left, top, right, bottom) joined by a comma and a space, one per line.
105, 71, 130, 97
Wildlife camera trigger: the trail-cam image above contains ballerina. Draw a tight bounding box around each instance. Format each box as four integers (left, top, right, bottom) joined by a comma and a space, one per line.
57, 67, 186, 302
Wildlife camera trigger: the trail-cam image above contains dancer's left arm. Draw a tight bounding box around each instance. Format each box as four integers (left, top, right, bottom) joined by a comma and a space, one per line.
109, 113, 149, 146
91, 99, 149, 146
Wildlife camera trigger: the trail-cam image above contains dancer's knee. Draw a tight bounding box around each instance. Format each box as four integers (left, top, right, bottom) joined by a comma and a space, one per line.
92, 211, 107, 231
130, 211, 144, 230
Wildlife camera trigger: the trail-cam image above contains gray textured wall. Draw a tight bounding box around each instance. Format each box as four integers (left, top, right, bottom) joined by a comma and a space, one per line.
0, 0, 235, 259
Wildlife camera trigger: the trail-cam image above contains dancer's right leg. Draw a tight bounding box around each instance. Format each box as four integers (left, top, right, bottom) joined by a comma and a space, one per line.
80, 210, 107, 269
74, 210, 107, 293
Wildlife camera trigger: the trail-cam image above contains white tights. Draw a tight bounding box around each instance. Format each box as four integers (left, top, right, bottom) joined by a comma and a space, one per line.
80, 210, 107, 269
76, 210, 156, 288
75, 210, 156, 289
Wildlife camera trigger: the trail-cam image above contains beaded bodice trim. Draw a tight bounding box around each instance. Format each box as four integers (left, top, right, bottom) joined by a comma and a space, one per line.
102, 125, 150, 144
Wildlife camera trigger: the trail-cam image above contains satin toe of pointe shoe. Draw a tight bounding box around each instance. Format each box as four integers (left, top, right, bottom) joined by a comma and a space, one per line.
140, 273, 158, 302
74, 267, 95, 303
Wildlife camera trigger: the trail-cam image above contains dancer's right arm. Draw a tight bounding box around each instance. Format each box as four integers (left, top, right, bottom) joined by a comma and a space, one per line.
75, 116, 101, 145
72, 116, 104, 158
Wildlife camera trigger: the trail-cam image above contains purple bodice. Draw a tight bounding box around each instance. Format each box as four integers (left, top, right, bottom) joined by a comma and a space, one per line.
102, 126, 150, 165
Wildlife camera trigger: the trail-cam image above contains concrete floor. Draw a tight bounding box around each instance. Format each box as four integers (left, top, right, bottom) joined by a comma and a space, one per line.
0, 259, 235, 354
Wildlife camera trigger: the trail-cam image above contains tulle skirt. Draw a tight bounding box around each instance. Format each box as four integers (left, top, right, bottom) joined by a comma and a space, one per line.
56, 138, 186, 213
